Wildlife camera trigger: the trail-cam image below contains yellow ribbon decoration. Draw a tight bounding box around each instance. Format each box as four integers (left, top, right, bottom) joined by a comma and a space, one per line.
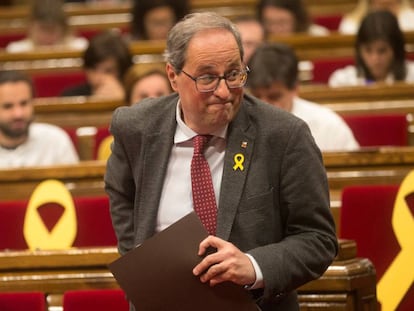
97, 135, 113, 161
23, 179, 77, 250
377, 170, 414, 311
233, 153, 245, 171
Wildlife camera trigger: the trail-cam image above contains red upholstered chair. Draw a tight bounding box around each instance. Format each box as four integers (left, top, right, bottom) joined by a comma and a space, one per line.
341, 114, 408, 147
0, 33, 26, 48
0, 196, 117, 250
340, 184, 414, 311
63, 289, 129, 311
312, 14, 343, 31
94, 126, 112, 160
62, 127, 80, 155
32, 71, 87, 98
0, 291, 46, 311
311, 57, 354, 84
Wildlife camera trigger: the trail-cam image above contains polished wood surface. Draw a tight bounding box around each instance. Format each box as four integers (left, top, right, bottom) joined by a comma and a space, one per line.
0, 239, 377, 311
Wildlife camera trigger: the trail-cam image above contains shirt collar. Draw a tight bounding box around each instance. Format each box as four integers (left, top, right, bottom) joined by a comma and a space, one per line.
174, 100, 227, 144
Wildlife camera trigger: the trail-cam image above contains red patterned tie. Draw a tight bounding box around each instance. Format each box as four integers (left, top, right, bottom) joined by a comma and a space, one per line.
191, 135, 217, 235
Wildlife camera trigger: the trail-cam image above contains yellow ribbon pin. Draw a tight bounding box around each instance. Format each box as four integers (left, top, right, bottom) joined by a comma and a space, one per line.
233, 153, 245, 171
377, 170, 414, 311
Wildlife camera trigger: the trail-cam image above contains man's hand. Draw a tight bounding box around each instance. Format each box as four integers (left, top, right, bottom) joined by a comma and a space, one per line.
192, 235, 256, 287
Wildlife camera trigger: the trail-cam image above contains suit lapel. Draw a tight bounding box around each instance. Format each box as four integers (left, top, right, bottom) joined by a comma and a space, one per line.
217, 103, 255, 240
137, 104, 177, 240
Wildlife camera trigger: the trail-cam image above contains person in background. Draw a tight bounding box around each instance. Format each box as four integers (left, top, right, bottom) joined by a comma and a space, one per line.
60, 30, 133, 100
105, 12, 337, 311
233, 15, 265, 64
329, 10, 414, 87
338, 0, 414, 34
124, 63, 173, 105
247, 42, 359, 151
257, 0, 329, 38
130, 0, 189, 40
6, 0, 88, 53
0, 70, 79, 168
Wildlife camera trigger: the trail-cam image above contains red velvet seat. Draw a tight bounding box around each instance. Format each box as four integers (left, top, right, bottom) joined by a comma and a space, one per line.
0, 196, 117, 250
312, 14, 343, 31
340, 184, 414, 310
63, 289, 129, 311
32, 71, 87, 98
0, 33, 26, 48
0, 291, 46, 311
94, 126, 112, 160
311, 57, 354, 84
341, 114, 408, 147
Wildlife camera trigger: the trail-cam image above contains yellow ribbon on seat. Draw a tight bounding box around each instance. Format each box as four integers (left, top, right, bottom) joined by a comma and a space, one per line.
23, 179, 77, 250
377, 170, 414, 311
97, 135, 113, 161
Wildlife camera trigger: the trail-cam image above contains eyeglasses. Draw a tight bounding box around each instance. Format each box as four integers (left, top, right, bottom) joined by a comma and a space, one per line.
181, 67, 250, 93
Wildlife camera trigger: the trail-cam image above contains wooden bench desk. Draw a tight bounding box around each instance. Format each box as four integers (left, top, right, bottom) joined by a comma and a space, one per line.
0, 239, 376, 311
0, 161, 107, 201
34, 96, 124, 128
1, 147, 414, 235
298, 82, 414, 103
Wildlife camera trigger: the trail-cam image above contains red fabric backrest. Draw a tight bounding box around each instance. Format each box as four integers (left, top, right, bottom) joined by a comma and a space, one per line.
341, 114, 408, 147
0, 196, 117, 250
32, 71, 87, 98
340, 184, 414, 311
312, 14, 343, 31
311, 57, 354, 84
63, 289, 129, 311
94, 126, 111, 159
0, 291, 46, 311
0, 33, 26, 48
62, 127, 80, 154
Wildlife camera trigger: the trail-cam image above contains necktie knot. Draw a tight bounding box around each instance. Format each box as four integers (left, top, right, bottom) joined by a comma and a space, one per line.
193, 135, 211, 155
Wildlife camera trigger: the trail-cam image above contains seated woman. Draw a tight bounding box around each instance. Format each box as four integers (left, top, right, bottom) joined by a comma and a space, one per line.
257, 0, 329, 38
124, 63, 173, 105
339, 0, 414, 34
60, 30, 133, 100
329, 10, 414, 87
130, 0, 189, 40
6, 0, 88, 53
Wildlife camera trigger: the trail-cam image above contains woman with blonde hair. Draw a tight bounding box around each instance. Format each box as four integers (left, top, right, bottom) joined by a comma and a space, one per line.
339, 0, 414, 34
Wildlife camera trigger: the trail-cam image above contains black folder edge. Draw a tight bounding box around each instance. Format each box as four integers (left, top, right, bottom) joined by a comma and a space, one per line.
108, 212, 258, 311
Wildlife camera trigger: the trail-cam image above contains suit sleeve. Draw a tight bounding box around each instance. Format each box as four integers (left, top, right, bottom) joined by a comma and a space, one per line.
104, 108, 137, 255
248, 119, 338, 300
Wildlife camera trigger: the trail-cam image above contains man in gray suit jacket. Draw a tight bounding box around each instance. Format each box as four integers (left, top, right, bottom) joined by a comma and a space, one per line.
105, 12, 337, 311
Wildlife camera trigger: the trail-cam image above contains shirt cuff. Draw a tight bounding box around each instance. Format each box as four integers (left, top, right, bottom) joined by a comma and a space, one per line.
244, 253, 264, 289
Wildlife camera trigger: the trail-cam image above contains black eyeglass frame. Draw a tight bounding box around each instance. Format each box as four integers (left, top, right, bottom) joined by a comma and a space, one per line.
180, 67, 250, 93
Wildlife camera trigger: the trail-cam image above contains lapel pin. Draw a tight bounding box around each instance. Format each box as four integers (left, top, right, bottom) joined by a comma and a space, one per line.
241, 141, 248, 148
233, 153, 245, 171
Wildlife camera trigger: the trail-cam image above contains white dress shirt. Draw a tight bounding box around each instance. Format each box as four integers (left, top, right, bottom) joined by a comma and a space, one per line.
156, 101, 264, 289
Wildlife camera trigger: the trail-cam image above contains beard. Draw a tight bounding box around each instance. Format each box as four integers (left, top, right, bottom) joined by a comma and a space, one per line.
0, 116, 33, 140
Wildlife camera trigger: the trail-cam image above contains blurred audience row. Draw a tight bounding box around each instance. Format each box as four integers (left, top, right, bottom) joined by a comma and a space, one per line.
4, 0, 414, 53
1, 0, 414, 169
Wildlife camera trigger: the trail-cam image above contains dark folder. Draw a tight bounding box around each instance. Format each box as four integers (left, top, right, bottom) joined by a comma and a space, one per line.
108, 212, 258, 311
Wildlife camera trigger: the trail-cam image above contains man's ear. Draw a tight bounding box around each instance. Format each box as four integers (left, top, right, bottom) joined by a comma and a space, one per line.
166, 63, 178, 91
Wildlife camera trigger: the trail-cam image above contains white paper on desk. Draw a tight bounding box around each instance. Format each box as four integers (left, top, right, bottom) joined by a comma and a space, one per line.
108, 211, 258, 311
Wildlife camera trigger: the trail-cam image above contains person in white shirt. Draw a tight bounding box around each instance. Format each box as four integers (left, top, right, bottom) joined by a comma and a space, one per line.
338, 0, 414, 34
247, 42, 359, 151
330, 10, 414, 87
0, 70, 79, 168
6, 0, 88, 53
257, 0, 329, 38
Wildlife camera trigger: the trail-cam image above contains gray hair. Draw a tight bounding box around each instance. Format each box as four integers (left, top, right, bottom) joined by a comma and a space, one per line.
164, 12, 244, 72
